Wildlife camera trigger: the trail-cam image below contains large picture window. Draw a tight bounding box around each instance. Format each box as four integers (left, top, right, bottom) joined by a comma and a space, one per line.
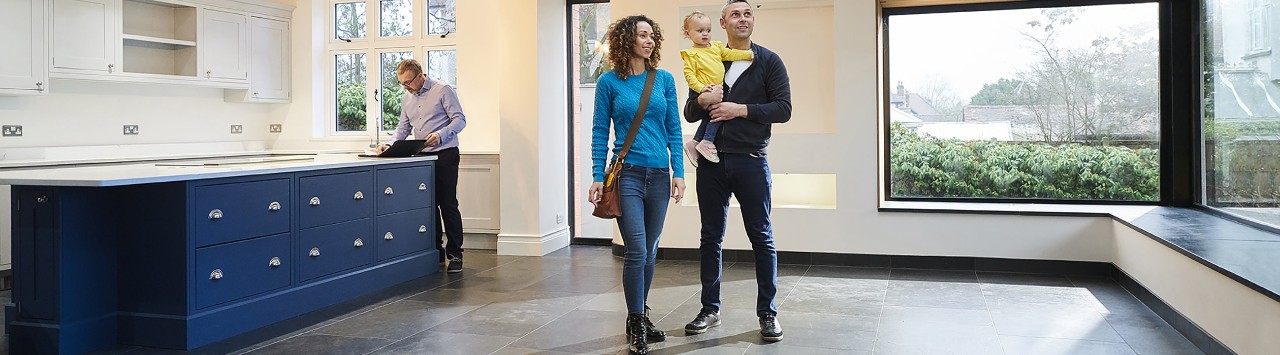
327, 0, 457, 138
885, 3, 1161, 202
1205, 0, 1280, 228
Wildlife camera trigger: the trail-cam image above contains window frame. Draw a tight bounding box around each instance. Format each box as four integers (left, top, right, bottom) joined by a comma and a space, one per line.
880, 0, 1187, 206
324, 0, 458, 139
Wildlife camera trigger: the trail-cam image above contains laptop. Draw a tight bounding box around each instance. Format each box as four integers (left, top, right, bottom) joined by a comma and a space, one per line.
360, 139, 429, 158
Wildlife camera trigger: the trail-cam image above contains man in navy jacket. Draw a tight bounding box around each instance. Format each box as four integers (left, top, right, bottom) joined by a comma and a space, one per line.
681, 0, 791, 343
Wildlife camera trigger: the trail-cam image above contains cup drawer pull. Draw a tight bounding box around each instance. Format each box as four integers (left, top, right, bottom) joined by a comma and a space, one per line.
208, 209, 224, 220
309, 247, 320, 257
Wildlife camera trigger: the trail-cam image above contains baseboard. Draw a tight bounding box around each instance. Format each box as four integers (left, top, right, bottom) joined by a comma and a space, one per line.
0, 268, 11, 290
496, 227, 571, 256
612, 244, 1226, 354
461, 233, 497, 250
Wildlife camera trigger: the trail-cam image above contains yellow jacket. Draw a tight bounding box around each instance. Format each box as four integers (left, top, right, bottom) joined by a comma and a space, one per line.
680, 41, 754, 92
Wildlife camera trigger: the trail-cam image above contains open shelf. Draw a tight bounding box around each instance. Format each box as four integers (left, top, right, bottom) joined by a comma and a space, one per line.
123, 34, 195, 48
120, 0, 198, 77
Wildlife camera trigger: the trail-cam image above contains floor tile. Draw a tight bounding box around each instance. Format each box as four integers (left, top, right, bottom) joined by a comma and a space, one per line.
989, 302, 1125, 342
999, 335, 1138, 355
889, 268, 978, 283
369, 330, 517, 355
873, 306, 1003, 355
1105, 313, 1205, 355
884, 280, 987, 310
507, 309, 632, 353
310, 300, 477, 340
241, 334, 391, 355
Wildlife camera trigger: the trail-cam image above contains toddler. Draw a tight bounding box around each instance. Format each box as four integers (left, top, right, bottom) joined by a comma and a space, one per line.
680, 10, 753, 165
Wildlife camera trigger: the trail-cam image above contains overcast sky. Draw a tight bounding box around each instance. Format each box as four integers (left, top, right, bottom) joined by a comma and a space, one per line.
888, 3, 1159, 102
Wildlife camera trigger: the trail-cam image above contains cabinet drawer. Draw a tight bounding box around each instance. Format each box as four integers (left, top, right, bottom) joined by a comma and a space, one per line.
195, 233, 290, 309
298, 218, 372, 281
375, 165, 433, 214
375, 208, 434, 261
194, 179, 290, 247
299, 171, 373, 229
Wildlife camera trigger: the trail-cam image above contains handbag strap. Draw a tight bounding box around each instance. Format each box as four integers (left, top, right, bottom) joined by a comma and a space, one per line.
616, 70, 657, 162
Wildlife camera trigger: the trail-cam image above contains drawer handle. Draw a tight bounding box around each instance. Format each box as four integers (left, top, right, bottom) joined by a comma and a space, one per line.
268, 201, 281, 211
208, 209, 224, 220
419, 183, 427, 191
269, 257, 281, 267
354, 191, 365, 200
384, 232, 394, 240
419, 225, 427, 233
354, 238, 364, 247
210, 269, 223, 280
384, 187, 394, 195
309, 247, 320, 257
37, 195, 49, 203
310, 197, 321, 206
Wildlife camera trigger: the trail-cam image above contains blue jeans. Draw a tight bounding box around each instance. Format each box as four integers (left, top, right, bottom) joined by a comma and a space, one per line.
696, 152, 778, 316
617, 164, 671, 314
698, 120, 722, 142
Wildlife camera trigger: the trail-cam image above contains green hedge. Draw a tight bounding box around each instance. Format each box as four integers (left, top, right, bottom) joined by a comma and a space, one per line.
890, 123, 1160, 201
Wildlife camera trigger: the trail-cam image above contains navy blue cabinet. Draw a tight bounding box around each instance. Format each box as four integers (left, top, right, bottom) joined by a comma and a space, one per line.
7, 159, 439, 354
195, 233, 291, 309
194, 178, 290, 247
376, 208, 434, 261
298, 218, 373, 281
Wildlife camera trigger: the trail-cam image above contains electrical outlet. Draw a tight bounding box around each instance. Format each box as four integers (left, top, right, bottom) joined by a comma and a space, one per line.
556, 213, 565, 224
1, 125, 21, 137
231, 124, 244, 134
269, 124, 282, 133
123, 125, 139, 135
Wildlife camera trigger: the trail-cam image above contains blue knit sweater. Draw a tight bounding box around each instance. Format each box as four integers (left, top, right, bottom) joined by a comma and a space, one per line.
592, 69, 684, 182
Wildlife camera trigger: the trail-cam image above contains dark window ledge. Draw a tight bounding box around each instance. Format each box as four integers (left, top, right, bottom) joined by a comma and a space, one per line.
881, 201, 1280, 303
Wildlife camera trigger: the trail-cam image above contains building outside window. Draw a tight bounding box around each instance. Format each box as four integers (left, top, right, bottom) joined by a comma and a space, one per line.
885, 3, 1161, 202
1205, 0, 1280, 229
328, 0, 457, 139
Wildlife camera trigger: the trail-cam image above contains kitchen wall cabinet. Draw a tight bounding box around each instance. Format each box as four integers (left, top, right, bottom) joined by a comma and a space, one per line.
200, 9, 249, 82
51, 0, 119, 75
238, 16, 291, 102
43, 0, 291, 94
0, 0, 48, 95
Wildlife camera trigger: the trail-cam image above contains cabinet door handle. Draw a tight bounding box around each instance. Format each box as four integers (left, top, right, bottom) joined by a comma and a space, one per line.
354, 191, 364, 200
419, 225, 427, 233
208, 209, 224, 219
253, 91, 259, 97
310, 197, 321, 206
206, 70, 212, 78
36, 82, 43, 92
354, 238, 364, 247
210, 269, 223, 280
268, 201, 281, 211
269, 257, 282, 267
419, 183, 427, 191
309, 247, 321, 257
36, 195, 48, 203
108, 64, 114, 73
384, 231, 394, 240
384, 187, 394, 195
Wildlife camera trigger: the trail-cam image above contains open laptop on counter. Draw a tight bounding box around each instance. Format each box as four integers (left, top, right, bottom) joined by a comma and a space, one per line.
359, 139, 429, 158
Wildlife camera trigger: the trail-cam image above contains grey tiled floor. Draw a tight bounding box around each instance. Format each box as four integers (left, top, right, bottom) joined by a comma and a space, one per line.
13, 246, 1206, 354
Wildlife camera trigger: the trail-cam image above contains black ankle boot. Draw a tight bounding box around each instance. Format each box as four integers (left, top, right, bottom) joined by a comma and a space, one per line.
626, 313, 649, 354
644, 305, 666, 342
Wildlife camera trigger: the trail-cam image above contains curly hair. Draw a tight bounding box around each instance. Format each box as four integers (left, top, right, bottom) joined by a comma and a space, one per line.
605, 15, 663, 80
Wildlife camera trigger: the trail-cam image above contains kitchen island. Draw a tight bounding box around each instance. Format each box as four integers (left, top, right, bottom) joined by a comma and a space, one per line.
2, 154, 440, 354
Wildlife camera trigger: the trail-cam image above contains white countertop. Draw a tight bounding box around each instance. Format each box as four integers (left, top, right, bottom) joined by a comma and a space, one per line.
0, 154, 437, 187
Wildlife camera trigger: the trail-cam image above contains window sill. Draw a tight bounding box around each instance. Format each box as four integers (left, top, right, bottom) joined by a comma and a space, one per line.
879, 200, 1155, 219
1242, 49, 1272, 60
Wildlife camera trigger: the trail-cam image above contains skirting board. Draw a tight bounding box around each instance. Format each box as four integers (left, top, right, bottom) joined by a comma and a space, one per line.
496, 227, 571, 256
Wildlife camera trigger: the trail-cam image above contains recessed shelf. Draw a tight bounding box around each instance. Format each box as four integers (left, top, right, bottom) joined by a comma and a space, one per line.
123, 34, 196, 48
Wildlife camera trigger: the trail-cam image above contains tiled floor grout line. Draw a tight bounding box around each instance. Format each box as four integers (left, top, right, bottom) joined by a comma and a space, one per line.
1066, 274, 1157, 355
974, 269, 1011, 355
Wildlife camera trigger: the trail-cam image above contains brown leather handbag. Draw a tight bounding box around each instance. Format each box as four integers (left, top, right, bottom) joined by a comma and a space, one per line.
593, 70, 657, 219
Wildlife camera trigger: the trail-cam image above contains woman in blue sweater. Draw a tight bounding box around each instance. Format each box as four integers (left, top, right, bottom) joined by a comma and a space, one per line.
588, 14, 685, 355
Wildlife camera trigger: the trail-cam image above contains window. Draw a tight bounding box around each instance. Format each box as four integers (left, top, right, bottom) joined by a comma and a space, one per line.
327, 0, 457, 138
426, 0, 456, 35
1249, 0, 1271, 52
1205, 0, 1280, 228
568, 1, 611, 240
885, 3, 1161, 202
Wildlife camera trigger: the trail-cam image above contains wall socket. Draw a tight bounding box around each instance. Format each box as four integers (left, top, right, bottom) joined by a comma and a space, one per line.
230, 124, 244, 134
269, 124, 282, 133
123, 125, 139, 135
556, 213, 565, 224
1, 125, 21, 137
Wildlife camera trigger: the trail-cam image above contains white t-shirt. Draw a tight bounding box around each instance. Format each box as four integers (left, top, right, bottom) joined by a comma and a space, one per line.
724, 60, 752, 88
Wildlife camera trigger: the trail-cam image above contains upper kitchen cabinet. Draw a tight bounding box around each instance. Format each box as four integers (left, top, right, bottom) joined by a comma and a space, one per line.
201, 9, 249, 83
44, 0, 291, 91
227, 16, 290, 103
51, 0, 119, 76
0, 0, 48, 95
